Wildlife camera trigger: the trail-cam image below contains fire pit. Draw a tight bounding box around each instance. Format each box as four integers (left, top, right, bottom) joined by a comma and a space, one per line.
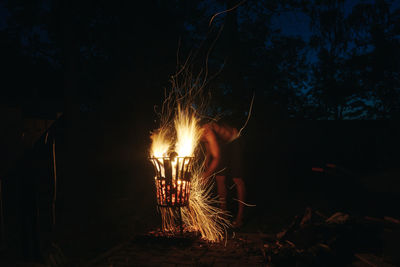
148, 105, 229, 242
149, 154, 194, 234
149, 155, 193, 207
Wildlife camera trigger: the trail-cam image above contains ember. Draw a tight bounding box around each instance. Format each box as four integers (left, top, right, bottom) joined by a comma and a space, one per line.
148, 89, 230, 241
150, 155, 193, 207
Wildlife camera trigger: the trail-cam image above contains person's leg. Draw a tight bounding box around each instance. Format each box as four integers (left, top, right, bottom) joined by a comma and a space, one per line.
232, 177, 246, 226
215, 175, 227, 210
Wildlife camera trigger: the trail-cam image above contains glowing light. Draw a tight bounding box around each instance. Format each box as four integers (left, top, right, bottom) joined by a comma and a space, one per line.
174, 105, 202, 157
149, 103, 230, 242
150, 128, 171, 158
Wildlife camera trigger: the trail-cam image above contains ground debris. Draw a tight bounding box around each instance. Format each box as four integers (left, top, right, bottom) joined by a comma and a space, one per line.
84, 211, 399, 266
325, 212, 350, 224
263, 207, 389, 267
354, 253, 396, 267
87, 230, 266, 266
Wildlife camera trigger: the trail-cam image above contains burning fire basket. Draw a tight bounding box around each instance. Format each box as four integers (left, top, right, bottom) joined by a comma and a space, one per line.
149, 155, 194, 233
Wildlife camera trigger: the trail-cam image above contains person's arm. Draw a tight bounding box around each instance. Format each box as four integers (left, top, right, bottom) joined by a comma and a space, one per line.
202, 126, 220, 183
204, 142, 211, 168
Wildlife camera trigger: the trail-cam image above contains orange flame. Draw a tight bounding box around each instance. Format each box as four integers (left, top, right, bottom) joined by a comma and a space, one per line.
149, 104, 230, 242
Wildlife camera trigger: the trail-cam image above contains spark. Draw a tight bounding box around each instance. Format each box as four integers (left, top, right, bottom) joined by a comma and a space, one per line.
149, 70, 231, 243
181, 168, 231, 242
148, 26, 250, 242
232, 198, 257, 207
238, 92, 255, 137
209, 0, 248, 27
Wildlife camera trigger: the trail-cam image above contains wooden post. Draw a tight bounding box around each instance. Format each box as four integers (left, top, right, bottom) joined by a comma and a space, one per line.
0, 177, 4, 249
51, 139, 57, 228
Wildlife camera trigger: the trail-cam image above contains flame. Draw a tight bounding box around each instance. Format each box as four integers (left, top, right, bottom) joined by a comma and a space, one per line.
149, 104, 230, 242
150, 105, 202, 158
148, 50, 232, 242
174, 105, 202, 157
150, 128, 171, 158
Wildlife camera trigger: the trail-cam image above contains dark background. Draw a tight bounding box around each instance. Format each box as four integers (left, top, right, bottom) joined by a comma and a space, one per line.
0, 0, 399, 265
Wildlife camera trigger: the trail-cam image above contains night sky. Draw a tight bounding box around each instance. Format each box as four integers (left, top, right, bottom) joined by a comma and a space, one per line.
1, 0, 399, 120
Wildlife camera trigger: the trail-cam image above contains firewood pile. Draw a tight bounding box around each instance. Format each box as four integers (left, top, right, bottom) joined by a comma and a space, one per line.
261, 207, 398, 267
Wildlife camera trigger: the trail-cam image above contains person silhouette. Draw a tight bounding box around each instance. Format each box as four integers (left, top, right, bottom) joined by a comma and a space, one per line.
201, 119, 246, 228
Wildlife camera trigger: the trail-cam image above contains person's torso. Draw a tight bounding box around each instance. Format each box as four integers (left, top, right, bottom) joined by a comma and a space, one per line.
211, 123, 239, 145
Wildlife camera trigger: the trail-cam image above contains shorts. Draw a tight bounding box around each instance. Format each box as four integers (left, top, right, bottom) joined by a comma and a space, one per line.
216, 137, 244, 178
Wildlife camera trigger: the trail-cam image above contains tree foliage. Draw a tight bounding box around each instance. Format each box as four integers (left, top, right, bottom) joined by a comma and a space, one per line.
1, 0, 399, 120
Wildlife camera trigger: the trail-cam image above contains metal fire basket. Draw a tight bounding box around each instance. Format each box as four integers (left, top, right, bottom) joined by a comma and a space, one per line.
150, 155, 194, 234
149, 156, 193, 207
